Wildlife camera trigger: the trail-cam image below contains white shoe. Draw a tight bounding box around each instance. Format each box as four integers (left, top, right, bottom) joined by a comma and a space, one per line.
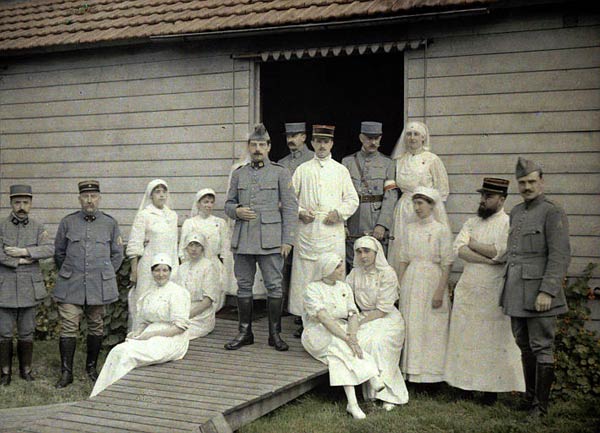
369, 375, 385, 393
382, 402, 395, 412
346, 403, 366, 419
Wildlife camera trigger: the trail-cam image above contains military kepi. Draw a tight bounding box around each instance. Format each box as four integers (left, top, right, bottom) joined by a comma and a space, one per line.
249, 123, 270, 142
313, 124, 335, 138
477, 177, 509, 195
516, 157, 543, 178
361, 121, 382, 136
78, 180, 100, 193
9, 184, 33, 198
285, 122, 306, 135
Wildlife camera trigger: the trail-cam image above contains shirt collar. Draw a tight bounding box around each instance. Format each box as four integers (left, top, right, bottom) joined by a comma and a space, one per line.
525, 194, 544, 209
10, 212, 29, 226
250, 157, 270, 169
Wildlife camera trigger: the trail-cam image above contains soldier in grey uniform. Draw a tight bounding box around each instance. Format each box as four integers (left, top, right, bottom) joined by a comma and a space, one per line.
277, 122, 313, 318
501, 157, 570, 419
224, 124, 298, 352
0, 185, 54, 385
277, 122, 314, 174
53, 180, 124, 388
342, 121, 398, 268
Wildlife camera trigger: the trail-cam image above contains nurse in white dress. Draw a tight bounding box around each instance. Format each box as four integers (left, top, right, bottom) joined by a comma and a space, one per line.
396, 187, 453, 384
302, 253, 384, 420
175, 232, 219, 339
91, 253, 190, 397
388, 121, 449, 274
127, 179, 179, 328
179, 188, 230, 308
347, 236, 409, 410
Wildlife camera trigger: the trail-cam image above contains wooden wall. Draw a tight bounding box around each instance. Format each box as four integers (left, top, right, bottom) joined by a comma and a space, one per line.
404, 10, 600, 285
0, 44, 252, 237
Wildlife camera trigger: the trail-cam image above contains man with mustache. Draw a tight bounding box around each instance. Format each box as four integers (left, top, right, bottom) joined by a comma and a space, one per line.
224, 124, 298, 352
444, 178, 524, 403
342, 121, 398, 269
0, 185, 54, 386
53, 180, 124, 388
288, 124, 359, 337
278, 122, 314, 175
500, 158, 570, 419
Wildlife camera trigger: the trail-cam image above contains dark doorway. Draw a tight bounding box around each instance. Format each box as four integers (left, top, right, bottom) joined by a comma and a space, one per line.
260, 52, 404, 163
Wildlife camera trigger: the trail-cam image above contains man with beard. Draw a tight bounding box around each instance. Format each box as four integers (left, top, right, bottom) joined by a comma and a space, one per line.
444, 178, 524, 403
288, 125, 359, 337
342, 121, 397, 269
501, 158, 570, 420
224, 124, 298, 352
278, 122, 314, 175
0, 185, 54, 385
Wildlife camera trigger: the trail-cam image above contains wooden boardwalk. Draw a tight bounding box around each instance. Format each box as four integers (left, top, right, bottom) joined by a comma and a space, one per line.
17, 316, 328, 433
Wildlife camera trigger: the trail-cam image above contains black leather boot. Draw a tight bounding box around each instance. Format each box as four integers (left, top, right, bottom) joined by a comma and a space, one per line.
293, 325, 303, 338
17, 340, 35, 381
518, 352, 537, 410
267, 297, 288, 351
86, 335, 103, 382
55, 337, 76, 389
224, 297, 254, 350
528, 363, 554, 420
0, 340, 13, 386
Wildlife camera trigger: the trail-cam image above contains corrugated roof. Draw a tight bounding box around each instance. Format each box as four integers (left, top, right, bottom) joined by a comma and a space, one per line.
0, 0, 498, 53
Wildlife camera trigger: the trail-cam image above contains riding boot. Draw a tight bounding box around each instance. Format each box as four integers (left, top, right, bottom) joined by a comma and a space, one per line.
293, 325, 303, 338
85, 335, 103, 382
17, 340, 35, 381
528, 363, 554, 420
224, 297, 254, 350
518, 352, 537, 410
267, 297, 289, 351
0, 340, 13, 386
55, 337, 76, 388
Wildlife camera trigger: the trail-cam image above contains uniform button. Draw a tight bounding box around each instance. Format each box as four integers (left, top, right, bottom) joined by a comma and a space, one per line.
510, 263, 515, 266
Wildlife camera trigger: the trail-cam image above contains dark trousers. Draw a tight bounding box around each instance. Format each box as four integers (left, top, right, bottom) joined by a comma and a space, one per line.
511, 316, 557, 364
234, 253, 283, 299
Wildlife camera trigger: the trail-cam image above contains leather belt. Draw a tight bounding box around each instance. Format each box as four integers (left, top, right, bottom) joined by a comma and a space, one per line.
359, 194, 383, 203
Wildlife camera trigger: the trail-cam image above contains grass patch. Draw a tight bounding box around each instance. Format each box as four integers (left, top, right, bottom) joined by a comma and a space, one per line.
241, 384, 599, 433
0, 339, 106, 409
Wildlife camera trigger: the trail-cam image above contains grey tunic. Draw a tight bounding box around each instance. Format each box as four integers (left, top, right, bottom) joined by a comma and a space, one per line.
342, 150, 398, 235
0, 214, 54, 308
501, 194, 570, 318
54, 210, 124, 306
225, 159, 298, 255
278, 148, 315, 175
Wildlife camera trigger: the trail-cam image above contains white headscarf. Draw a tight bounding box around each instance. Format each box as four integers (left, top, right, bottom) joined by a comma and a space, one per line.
190, 188, 216, 217
391, 120, 431, 159
150, 252, 173, 270
353, 236, 392, 272
137, 179, 170, 213
181, 231, 212, 261
408, 186, 451, 228
315, 253, 343, 282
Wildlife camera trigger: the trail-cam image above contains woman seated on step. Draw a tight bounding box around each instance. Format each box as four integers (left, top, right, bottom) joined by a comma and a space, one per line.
346, 235, 409, 411
174, 232, 219, 340
301, 252, 385, 420
90, 253, 190, 397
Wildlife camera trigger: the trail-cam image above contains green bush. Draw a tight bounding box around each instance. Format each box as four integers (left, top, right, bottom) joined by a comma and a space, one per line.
35, 259, 131, 348
554, 263, 600, 400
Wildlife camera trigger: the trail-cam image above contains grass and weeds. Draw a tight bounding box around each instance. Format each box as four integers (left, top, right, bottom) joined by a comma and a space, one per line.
0, 339, 106, 409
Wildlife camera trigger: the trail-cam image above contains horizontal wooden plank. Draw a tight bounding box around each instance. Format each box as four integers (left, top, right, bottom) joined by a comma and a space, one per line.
31, 417, 147, 433
0, 55, 245, 90
446, 174, 600, 195
409, 89, 600, 117
42, 411, 176, 433
0, 89, 249, 119
0, 124, 249, 148
430, 132, 600, 154
409, 25, 600, 59
0, 159, 234, 178
408, 46, 600, 78
408, 68, 600, 97
438, 152, 600, 174
0, 70, 250, 104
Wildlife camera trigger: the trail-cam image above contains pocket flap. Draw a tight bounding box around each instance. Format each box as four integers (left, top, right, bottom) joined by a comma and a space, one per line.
260, 182, 278, 190
102, 269, 116, 280
66, 233, 81, 242
58, 267, 72, 278
523, 225, 542, 235
261, 211, 282, 224
522, 263, 544, 280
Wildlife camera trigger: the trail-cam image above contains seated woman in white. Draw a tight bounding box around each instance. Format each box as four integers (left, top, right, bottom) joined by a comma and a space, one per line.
174, 232, 219, 340
91, 253, 190, 397
347, 236, 409, 411
301, 253, 384, 420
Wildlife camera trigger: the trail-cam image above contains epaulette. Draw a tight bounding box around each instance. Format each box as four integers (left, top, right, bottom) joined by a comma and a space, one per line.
64, 211, 80, 218
233, 163, 249, 171
100, 211, 117, 221
270, 161, 285, 168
